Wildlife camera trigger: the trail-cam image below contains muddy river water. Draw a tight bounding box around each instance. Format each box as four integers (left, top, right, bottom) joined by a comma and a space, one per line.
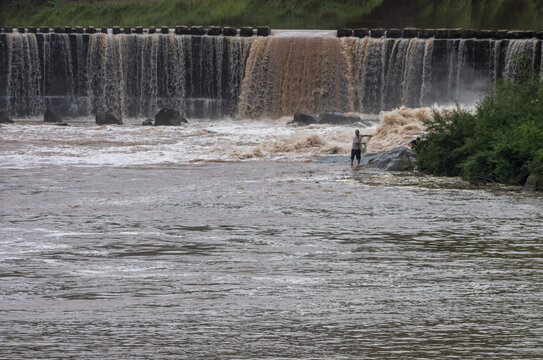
1, 119, 542, 359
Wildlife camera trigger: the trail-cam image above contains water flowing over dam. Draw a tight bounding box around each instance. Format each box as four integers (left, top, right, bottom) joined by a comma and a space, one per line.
0, 31, 541, 118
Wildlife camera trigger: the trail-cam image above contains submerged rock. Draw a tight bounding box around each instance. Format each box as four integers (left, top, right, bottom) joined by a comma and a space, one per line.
289, 111, 372, 126
154, 108, 188, 126
318, 112, 365, 125
55, 122, 70, 126
361, 146, 416, 171
96, 111, 123, 125
289, 112, 319, 126
523, 175, 537, 192
44, 108, 62, 123
0, 110, 14, 123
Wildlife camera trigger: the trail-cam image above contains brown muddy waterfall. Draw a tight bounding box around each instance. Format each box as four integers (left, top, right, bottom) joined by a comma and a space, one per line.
0, 32, 541, 118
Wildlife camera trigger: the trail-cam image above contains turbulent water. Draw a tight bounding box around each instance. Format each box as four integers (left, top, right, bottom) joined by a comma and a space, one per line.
1, 30, 542, 359
1, 31, 543, 118
1, 114, 543, 359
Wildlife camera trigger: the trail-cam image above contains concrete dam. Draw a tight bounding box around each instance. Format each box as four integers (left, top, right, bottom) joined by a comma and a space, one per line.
0, 27, 541, 118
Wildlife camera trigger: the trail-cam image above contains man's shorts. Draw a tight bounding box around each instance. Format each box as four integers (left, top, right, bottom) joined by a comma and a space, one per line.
351, 149, 361, 161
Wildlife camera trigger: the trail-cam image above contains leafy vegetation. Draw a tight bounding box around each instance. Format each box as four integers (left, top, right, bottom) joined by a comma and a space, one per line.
1, 0, 543, 30
415, 76, 543, 190
0, 0, 383, 29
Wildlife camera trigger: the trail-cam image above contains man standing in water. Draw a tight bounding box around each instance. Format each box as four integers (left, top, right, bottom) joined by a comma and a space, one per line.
351, 130, 372, 167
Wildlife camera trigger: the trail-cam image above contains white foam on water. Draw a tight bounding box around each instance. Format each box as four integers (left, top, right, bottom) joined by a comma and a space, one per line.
0, 117, 376, 168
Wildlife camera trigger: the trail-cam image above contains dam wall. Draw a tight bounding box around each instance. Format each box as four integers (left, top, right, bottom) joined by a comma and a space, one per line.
0, 28, 541, 118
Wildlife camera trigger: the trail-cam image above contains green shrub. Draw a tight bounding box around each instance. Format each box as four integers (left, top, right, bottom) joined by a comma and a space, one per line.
415, 76, 543, 190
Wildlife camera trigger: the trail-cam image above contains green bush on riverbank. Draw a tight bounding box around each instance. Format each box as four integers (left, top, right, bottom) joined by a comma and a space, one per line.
415, 76, 543, 191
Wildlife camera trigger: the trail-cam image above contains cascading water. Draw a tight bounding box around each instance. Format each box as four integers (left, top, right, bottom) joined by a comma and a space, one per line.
0, 32, 541, 118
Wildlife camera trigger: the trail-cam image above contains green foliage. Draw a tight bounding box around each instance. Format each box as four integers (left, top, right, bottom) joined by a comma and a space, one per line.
0, 0, 384, 29
2, 0, 543, 29
415, 76, 543, 190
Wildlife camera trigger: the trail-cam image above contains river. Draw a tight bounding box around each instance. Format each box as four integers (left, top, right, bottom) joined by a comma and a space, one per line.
1, 117, 542, 359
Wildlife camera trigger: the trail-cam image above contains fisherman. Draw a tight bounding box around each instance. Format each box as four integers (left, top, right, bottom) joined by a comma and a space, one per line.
410, 136, 421, 147
351, 129, 372, 167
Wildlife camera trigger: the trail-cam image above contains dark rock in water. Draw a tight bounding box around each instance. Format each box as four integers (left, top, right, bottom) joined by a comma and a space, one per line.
44, 108, 62, 123
317, 112, 363, 125
289, 112, 319, 126
55, 122, 69, 126
0, 110, 14, 123
142, 119, 154, 126
523, 175, 537, 192
361, 146, 416, 171
289, 112, 373, 126
96, 111, 123, 125
154, 108, 187, 126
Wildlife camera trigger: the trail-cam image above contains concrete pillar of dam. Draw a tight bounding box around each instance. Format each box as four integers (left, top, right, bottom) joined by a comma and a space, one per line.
240, 27, 254, 37
353, 28, 369, 38
402, 28, 419, 38
257, 26, 270, 37
207, 26, 222, 36
190, 26, 206, 36
386, 29, 402, 38
223, 27, 237, 36
337, 29, 353, 37
370, 29, 385, 38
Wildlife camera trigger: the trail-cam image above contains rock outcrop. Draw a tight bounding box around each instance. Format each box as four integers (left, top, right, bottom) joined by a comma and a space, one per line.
289, 112, 373, 126
523, 175, 537, 193
318, 112, 367, 125
290, 112, 319, 126
154, 108, 188, 126
96, 111, 122, 125
360, 146, 416, 171
44, 108, 62, 123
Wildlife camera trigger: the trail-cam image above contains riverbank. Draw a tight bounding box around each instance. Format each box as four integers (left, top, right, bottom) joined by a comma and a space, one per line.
1, 0, 543, 30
